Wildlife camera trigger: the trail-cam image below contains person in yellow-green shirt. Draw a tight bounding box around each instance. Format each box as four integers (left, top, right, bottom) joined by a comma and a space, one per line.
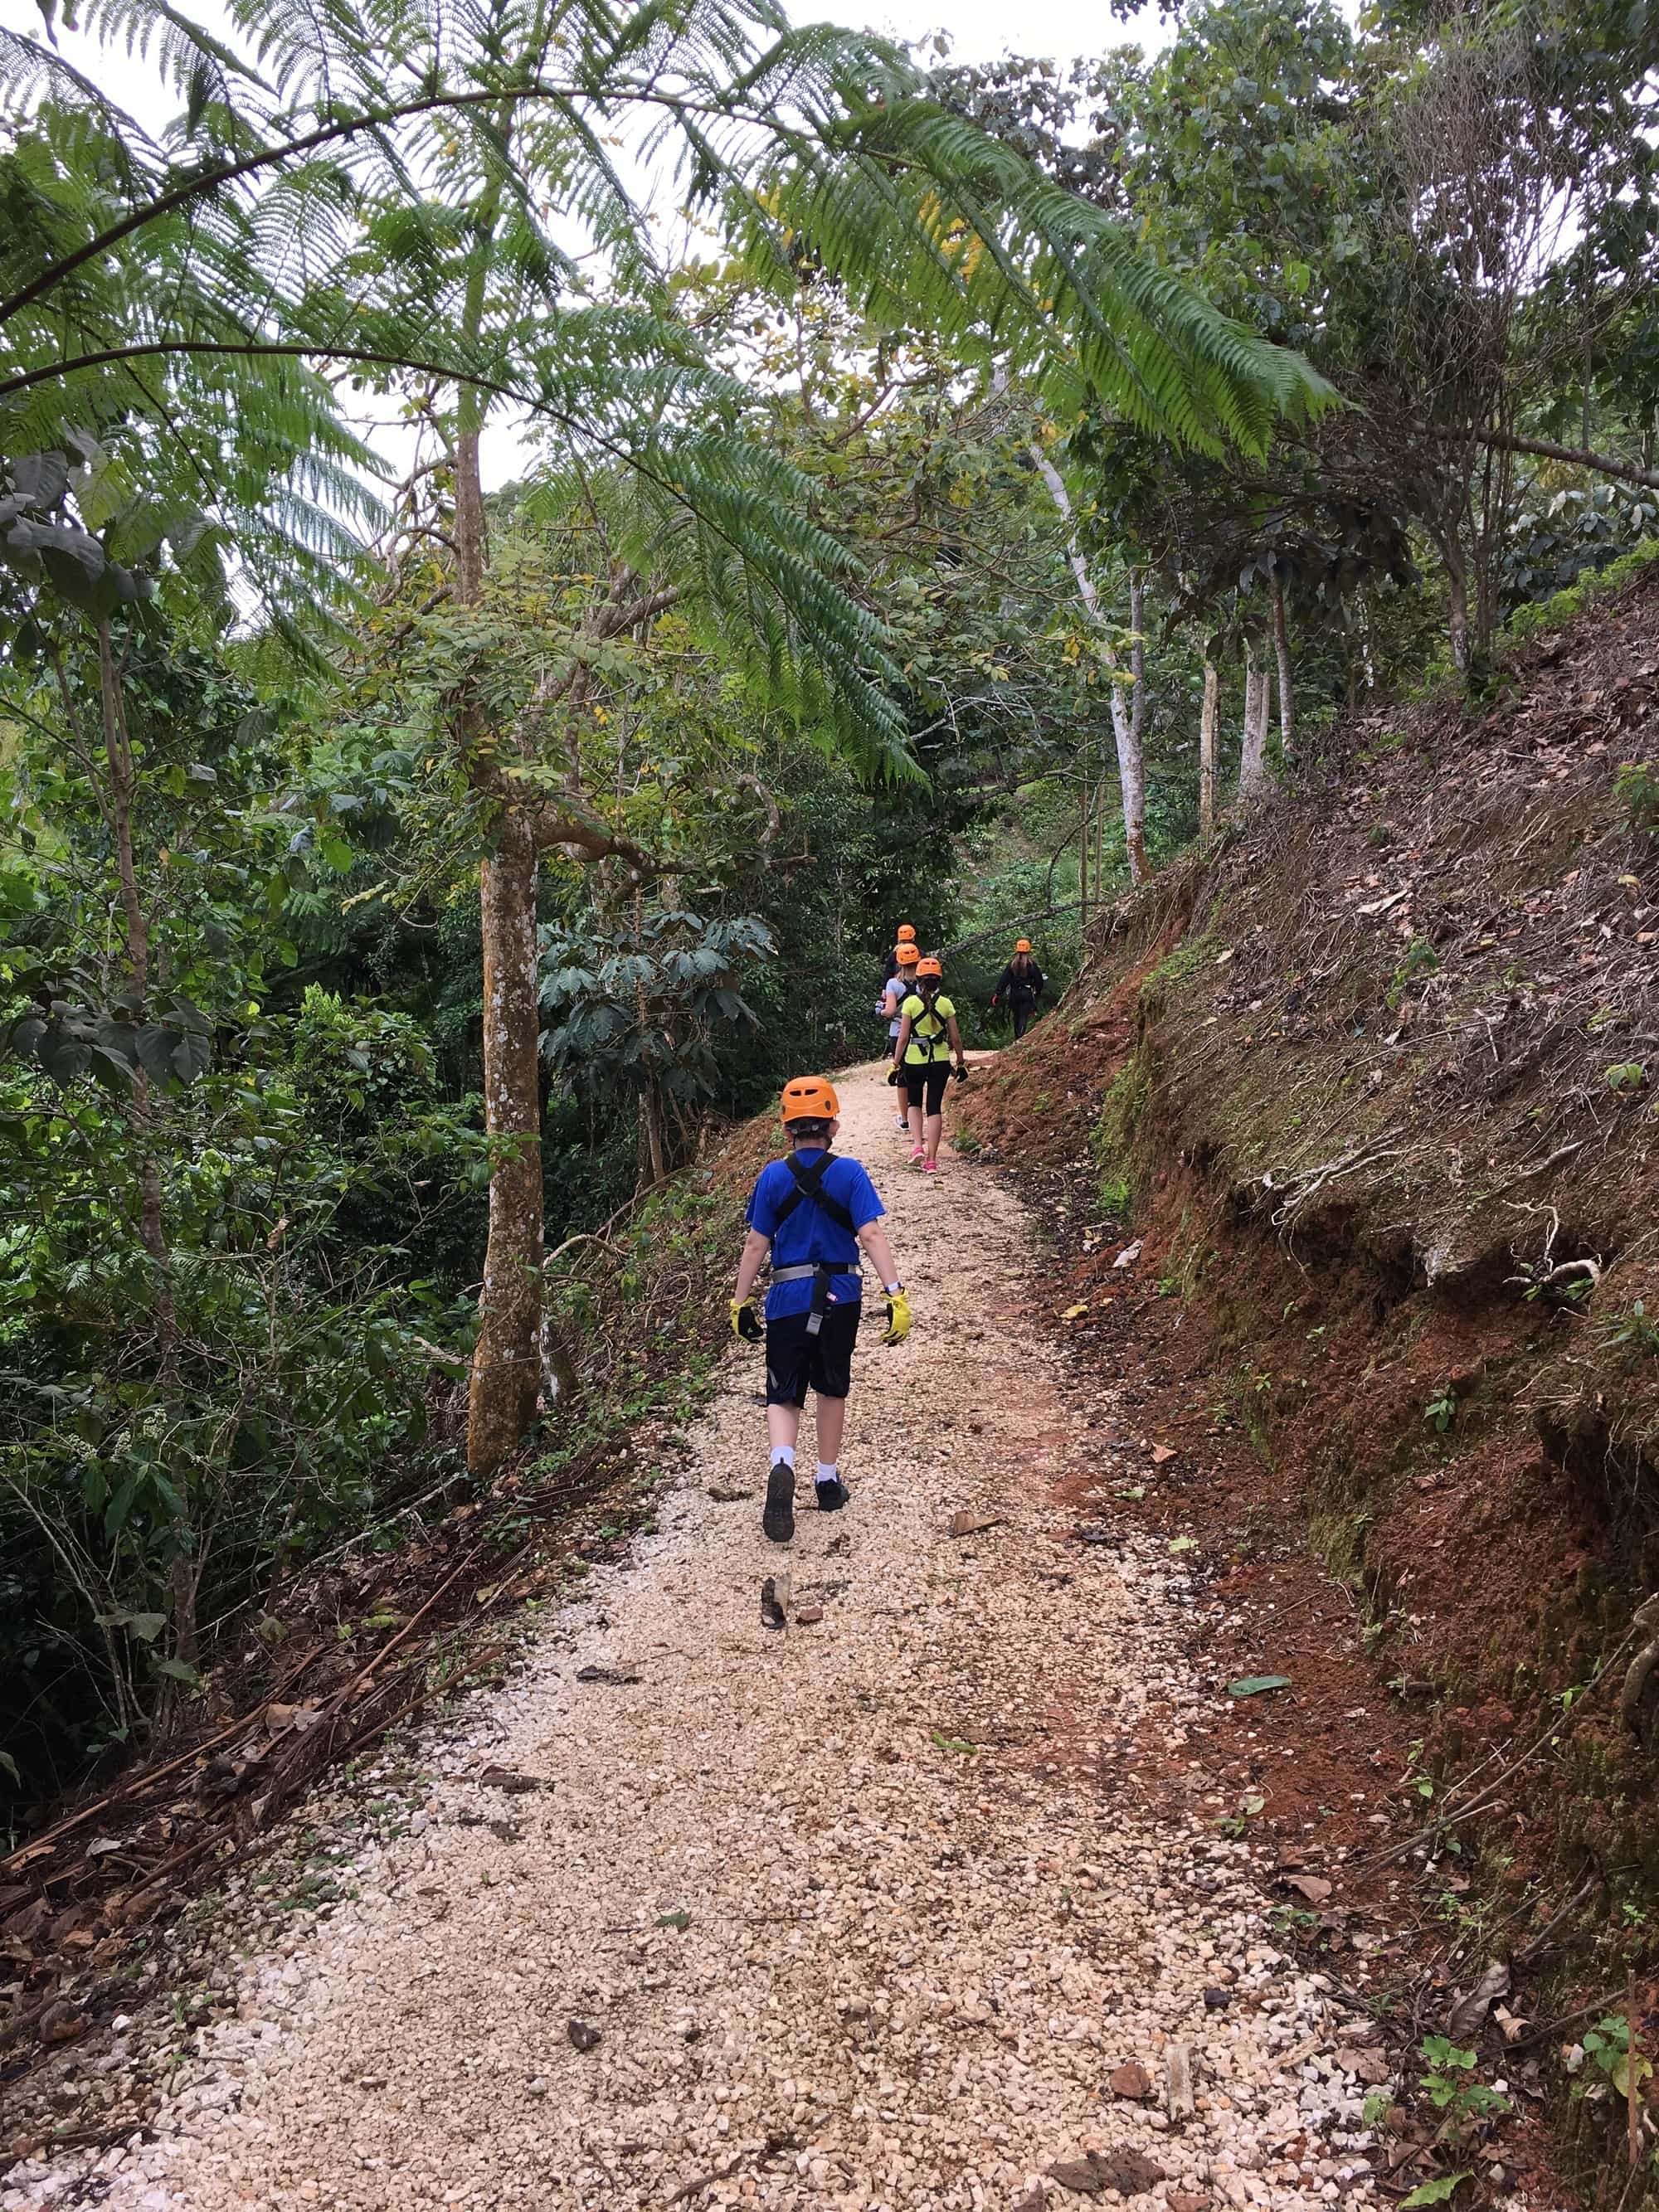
889, 956, 967, 1173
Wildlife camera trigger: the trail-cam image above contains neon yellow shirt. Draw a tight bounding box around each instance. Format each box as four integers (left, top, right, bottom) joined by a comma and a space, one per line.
902, 992, 956, 1065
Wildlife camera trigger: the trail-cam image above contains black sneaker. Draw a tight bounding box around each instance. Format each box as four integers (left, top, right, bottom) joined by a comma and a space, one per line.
763, 1462, 795, 1544
815, 1474, 851, 1512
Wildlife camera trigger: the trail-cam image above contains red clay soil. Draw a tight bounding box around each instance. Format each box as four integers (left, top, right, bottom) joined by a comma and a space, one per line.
947, 555, 1659, 2206
963, 1033, 1582, 2205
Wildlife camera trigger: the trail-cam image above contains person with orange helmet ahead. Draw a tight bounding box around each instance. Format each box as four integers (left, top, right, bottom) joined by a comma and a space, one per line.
880, 942, 922, 1130
730, 1077, 912, 1547
876, 927, 919, 1025
991, 936, 1046, 1041
891, 956, 967, 1172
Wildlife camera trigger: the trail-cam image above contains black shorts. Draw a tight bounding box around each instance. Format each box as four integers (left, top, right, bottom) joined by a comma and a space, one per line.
903, 1060, 951, 1113
766, 1300, 860, 1405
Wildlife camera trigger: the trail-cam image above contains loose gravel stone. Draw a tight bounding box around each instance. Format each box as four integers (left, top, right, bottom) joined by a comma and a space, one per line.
1, 1066, 1381, 2212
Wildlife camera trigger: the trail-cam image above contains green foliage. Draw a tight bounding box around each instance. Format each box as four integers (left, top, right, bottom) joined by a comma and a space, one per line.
1091, 1062, 1151, 1216
540, 907, 774, 1142
1387, 938, 1441, 1010
1599, 1300, 1659, 1361
1417, 2039, 1511, 2137
1501, 489, 1659, 613
1423, 1390, 1457, 1434
1616, 759, 1659, 834
1399, 2177, 1472, 2209
1580, 2015, 1653, 2100
1502, 541, 1659, 649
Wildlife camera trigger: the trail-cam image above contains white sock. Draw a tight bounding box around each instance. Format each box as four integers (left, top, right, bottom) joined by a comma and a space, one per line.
771, 1446, 795, 1470
816, 1461, 838, 1487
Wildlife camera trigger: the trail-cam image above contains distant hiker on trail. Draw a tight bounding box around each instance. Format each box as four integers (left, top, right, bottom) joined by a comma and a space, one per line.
881, 922, 917, 989
992, 939, 1046, 1041
890, 955, 967, 1174
882, 941, 921, 1130
730, 1077, 911, 1547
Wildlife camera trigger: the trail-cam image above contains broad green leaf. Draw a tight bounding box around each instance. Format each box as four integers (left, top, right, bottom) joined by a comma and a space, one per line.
1399, 2176, 1472, 2208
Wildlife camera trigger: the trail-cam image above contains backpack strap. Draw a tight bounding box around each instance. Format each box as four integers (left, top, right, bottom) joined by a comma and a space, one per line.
771, 1151, 859, 1238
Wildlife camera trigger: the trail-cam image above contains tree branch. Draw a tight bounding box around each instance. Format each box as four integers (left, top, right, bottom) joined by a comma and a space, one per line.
1429, 425, 1659, 494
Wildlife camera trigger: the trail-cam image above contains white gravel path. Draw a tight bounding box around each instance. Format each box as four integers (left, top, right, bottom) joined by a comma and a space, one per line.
4, 1065, 1384, 2212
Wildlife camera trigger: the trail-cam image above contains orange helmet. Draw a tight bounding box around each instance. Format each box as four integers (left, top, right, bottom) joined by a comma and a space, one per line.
895, 941, 921, 966
1015, 938, 1032, 954
781, 1075, 839, 1124
896, 923, 917, 942
914, 957, 943, 980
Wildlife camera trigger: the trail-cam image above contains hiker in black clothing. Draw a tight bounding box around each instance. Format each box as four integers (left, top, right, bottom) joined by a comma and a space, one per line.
991, 939, 1046, 1040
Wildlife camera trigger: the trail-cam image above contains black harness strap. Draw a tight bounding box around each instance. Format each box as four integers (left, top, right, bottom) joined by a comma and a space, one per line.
771, 1152, 859, 1337
772, 1150, 859, 1236
906, 989, 951, 1063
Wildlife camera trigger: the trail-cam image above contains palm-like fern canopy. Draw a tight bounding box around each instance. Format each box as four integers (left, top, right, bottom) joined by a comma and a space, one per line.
2, 0, 1333, 742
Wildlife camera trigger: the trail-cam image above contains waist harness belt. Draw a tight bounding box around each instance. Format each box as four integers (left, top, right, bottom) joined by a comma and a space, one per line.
770, 1152, 860, 1338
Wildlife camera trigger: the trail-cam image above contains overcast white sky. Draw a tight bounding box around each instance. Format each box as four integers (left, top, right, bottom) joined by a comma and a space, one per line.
5, 0, 1161, 489
805, 0, 1155, 61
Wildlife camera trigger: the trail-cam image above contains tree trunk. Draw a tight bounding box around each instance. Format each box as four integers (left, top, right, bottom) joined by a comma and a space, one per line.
1014, 395, 1151, 889
1119, 571, 1150, 884
640, 1080, 668, 1188
1268, 561, 1294, 763
1199, 660, 1219, 845
467, 808, 545, 1474
1443, 539, 1472, 676
455, 355, 546, 1475
1078, 774, 1090, 926
1238, 648, 1271, 802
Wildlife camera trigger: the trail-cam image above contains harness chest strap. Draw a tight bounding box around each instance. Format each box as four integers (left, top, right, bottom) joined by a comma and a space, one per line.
770, 1152, 861, 1336
906, 993, 952, 1062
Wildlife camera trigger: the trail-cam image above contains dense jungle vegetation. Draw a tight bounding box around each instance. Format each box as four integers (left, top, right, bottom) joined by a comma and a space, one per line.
2, 0, 1657, 1822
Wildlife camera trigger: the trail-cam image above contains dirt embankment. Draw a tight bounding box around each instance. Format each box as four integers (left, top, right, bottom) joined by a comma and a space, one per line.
959, 557, 1659, 2200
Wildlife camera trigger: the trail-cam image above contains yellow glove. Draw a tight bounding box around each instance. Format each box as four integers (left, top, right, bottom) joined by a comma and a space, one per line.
881, 1286, 912, 1345
731, 1297, 763, 1343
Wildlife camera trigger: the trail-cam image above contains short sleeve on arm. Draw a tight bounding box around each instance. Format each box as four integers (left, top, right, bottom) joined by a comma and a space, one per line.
747, 1167, 781, 1237
840, 1161, 884, 1231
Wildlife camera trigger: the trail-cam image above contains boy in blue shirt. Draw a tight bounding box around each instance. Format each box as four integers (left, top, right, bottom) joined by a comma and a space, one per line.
730, 1076, 912, 1544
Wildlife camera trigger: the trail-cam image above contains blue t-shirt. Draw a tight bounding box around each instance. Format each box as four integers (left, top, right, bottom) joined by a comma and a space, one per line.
747, 1149, 885, 1319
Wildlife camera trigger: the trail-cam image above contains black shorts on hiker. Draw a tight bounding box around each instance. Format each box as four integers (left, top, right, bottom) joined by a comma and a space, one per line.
903, 1061, 951, 1113
766, 1302, 860, 1405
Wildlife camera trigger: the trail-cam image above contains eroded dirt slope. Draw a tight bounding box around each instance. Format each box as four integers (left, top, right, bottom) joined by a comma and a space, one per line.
956, 557, 1659, 2208
5, 1067, 1393, 2212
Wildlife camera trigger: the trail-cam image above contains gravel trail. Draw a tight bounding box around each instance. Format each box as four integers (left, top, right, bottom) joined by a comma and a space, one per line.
5, 1064, 1383, 2212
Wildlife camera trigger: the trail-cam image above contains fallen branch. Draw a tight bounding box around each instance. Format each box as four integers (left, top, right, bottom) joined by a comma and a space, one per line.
0, 1643, 325, 1877
1497, 1140, 1586, 1190
1514, 1872, 1603, 1967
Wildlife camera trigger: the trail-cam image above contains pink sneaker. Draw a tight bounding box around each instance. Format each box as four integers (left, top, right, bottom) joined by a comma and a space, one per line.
922, 1159, 940, 1174
908, 1146, 927, 1165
